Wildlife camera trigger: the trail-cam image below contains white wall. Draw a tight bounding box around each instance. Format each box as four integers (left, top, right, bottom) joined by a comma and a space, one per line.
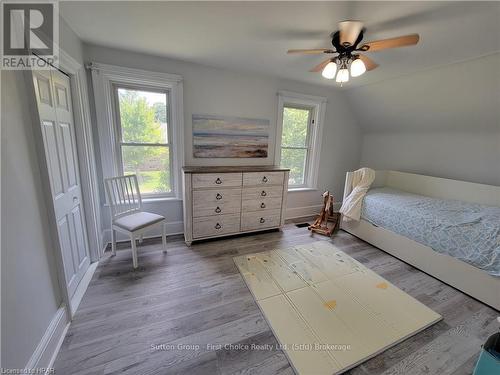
83, 44, 362, 241
350, 53, 500, 186
0, 18, 85, 369
361, 131, 500, 186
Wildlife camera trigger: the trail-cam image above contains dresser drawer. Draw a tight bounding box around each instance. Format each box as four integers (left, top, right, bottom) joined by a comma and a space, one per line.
243, 171, 285, 187
193, 201, 241, 218
193, 214, 240, 238
242, 197, 282, 212
242, 186, 283, 200
241, 209, 281, 231
192, 173, 242, 189
193, 188, 241, 206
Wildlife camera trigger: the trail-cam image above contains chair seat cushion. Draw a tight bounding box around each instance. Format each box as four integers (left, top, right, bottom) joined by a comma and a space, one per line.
114, 212, 165, 232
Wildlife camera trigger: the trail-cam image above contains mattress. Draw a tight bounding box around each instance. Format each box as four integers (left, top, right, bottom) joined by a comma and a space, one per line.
361, 187, 500, 276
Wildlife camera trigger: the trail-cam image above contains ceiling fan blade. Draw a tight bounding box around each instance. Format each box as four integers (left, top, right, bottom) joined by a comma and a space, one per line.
361, 34, 420, 52
309, 58, 334, 72
287, 48, 334, 54
339, 20, 364, 47
358, 54, 378, 71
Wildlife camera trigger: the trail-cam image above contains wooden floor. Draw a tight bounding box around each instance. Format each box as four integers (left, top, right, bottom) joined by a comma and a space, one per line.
54, 222, 499, 375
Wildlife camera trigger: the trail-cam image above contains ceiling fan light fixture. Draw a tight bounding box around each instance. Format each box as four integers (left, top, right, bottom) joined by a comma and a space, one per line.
288, 19, 419, 82
336, 68, 349, 83
321, 61, 337, 79
350, 58, 366, 77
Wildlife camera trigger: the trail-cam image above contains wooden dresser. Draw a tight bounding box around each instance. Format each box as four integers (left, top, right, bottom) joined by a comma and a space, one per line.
182, 166, 289, 245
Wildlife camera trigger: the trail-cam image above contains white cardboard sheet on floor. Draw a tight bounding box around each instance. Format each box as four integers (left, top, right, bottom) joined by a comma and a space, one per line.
234, 241, 442, 375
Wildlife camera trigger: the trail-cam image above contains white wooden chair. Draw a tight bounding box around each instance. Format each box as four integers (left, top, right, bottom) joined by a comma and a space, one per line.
104, 175, 167, 268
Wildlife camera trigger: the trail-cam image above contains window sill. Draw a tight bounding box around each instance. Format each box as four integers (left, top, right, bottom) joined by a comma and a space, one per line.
103, 196, 181, 207
141, 196, 182, 204
288, 187, 318, 193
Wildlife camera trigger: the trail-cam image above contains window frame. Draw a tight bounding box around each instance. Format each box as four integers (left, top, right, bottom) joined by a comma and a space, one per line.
275, 91, 326, 190
89, 62, 184, 201
112, 84, 174, 198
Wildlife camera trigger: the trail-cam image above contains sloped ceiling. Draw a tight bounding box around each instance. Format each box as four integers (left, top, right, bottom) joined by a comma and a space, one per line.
345, 53, 500, 132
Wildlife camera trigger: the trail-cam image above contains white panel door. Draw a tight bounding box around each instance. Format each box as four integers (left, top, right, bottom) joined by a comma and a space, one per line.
33, 67, 91, 299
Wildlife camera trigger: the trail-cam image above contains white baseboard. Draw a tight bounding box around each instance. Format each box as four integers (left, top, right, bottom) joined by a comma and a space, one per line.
163, 220, 184, 235
100, 204, 343, 250
69, 262, 98, 316
25, 305, 69, 372
285, 205, 320, 219
285, 202, 342, 220
102, 220, 184, 245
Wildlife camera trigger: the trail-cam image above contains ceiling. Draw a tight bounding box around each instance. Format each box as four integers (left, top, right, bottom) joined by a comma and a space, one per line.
60, 1, 500, 88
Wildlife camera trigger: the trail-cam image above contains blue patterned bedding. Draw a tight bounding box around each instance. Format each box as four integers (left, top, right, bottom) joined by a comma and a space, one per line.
361, 187, 500, 276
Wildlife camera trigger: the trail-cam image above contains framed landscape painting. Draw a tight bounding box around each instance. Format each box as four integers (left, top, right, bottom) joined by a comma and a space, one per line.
193, 114, 269, 158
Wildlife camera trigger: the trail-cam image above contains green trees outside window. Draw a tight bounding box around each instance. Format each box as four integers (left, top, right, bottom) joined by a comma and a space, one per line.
280, 106, 312, 186
117, 88, 171, 195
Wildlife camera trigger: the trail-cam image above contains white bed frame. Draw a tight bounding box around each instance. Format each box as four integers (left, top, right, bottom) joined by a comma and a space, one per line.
341, 170, 500, 311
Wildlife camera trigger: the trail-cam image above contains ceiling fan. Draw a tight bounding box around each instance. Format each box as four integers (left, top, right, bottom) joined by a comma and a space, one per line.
287, 20, 420, 85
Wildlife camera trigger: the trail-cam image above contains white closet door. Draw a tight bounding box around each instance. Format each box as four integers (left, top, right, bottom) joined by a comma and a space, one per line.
32, 67, 91, 299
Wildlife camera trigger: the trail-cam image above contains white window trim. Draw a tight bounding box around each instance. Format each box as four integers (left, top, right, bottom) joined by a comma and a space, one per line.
275, 90, 326, 191
89, 62, 184, 200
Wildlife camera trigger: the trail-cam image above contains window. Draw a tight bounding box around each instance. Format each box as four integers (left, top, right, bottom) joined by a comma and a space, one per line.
280, 106, 313, 186
89, 63, 184, 200
114, 86, 172, 196
276, 91, 326, 190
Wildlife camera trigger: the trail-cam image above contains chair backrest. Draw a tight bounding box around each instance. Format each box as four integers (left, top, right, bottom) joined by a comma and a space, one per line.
105, 175, 142, 220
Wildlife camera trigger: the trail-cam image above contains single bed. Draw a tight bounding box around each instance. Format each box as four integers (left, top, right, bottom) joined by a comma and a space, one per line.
341, 170, 500, 311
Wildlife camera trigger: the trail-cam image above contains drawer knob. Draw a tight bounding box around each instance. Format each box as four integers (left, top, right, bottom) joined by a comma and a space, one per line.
261, 190, 267, 197
215, 206, 221, 213
260, 202, 266, 208
215, 223, 222, 229
216, 193, 222, 200
215, 177, 222, 184
260, 218, 266, 223
262, 176, 268, 183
